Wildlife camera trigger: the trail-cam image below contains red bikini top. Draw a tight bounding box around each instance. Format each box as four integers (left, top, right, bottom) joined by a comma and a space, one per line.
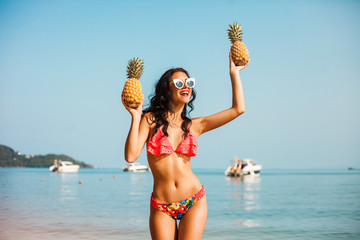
147, 127, 197, 157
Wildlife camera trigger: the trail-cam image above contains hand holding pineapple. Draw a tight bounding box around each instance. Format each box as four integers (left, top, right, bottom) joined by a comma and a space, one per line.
122, 57, 145, 110
229, 51, 248, 75
122, 94, 144, 118
228, 22, 250, 66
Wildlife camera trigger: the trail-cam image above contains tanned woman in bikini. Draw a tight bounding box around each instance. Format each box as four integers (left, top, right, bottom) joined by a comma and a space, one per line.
123, 52, 248, 239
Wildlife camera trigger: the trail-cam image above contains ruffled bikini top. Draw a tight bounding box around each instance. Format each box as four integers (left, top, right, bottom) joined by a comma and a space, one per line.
147, 127, 197, 157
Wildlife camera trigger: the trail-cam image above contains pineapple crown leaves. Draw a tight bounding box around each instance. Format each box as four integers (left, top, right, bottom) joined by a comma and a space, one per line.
126, 57, 144, 80
227, 22, 243, 44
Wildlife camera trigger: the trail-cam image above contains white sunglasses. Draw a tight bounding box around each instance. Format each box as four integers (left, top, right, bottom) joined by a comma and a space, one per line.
171, 78, 196, 89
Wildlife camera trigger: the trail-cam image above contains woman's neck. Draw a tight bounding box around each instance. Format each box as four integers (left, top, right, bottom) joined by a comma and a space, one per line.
168, 103, 185, 124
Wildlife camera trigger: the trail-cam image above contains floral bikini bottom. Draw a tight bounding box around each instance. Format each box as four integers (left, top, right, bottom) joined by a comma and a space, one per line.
150, 185, 206, 220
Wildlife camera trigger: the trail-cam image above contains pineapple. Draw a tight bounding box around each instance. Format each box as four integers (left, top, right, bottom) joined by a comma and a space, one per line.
227, 22, 250, 66
122, 57, 144, 108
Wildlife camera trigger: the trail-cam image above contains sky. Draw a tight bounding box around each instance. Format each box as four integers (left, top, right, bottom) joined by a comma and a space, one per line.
0, 0, 359, 169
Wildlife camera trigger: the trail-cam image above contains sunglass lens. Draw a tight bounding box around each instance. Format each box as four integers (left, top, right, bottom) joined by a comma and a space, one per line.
186, 79, 195, 88
175, 81, 184, 89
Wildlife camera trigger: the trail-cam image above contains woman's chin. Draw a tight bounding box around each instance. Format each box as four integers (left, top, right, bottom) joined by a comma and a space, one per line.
180, 98, 191, 104
172, 99, 189, 106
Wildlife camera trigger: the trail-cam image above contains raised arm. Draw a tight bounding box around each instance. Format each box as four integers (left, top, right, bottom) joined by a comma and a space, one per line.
194, 52, 248, 136
123, 100, 151, 163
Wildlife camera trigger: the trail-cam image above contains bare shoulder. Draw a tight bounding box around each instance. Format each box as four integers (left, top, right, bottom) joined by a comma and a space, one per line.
143, 112, 153, 119
190, 117, 205, 138
141, 112, 155, 128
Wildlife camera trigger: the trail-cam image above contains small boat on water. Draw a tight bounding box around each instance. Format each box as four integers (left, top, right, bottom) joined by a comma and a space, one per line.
123, 163, 150, 172
225, 158, 262, 177
49, 160, 80, 173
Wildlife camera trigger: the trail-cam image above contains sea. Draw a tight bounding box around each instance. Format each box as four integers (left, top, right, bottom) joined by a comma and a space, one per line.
0, 167, 359, 240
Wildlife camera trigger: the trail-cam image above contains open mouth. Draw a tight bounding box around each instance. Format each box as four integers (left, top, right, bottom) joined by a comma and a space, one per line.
180, 90, 189, 96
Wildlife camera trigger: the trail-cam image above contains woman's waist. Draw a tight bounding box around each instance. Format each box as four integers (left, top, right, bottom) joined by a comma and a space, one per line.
152, 176, 202, 203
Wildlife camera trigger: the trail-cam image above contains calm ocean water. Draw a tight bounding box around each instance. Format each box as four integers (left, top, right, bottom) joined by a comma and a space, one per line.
0, 167, 359, 240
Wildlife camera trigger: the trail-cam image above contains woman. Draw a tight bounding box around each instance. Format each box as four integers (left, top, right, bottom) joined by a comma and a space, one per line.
123, 52, 247, 239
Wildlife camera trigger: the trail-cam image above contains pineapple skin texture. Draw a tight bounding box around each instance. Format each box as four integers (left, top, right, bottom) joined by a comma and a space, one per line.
231, 41, 249, 66
122, 78, 144, 108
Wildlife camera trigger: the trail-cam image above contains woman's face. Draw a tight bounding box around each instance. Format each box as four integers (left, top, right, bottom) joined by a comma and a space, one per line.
169, 71, 193, 105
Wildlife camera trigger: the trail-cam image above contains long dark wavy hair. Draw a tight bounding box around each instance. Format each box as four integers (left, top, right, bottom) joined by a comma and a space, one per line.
143, 68, 196, 138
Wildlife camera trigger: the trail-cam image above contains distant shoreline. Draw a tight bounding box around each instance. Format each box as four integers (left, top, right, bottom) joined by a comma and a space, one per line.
0, 144, 94, 168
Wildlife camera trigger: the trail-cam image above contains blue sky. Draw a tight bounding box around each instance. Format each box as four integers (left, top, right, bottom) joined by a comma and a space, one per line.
1, 0, 359, 169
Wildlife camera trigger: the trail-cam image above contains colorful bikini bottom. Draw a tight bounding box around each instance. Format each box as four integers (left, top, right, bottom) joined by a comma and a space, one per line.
150, 185, 206, 220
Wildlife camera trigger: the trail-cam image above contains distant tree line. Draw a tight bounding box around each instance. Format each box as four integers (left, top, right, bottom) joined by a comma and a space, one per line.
0, 145, 94, 168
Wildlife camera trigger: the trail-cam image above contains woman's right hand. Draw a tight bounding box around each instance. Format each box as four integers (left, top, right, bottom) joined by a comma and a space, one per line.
123, 95, 150, 163
122, 95, 144, 119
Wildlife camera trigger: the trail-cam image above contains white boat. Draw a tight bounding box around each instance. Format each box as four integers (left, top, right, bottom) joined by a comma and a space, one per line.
225, 158, 262, 177
123, 163, 150, 172
49, 160, 80, 173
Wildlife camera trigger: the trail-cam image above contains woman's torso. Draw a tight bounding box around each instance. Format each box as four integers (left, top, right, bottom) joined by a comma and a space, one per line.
147, 121, 202, 203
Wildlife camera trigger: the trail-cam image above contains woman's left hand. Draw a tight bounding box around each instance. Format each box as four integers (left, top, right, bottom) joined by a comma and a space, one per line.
229, 51, 249, 74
